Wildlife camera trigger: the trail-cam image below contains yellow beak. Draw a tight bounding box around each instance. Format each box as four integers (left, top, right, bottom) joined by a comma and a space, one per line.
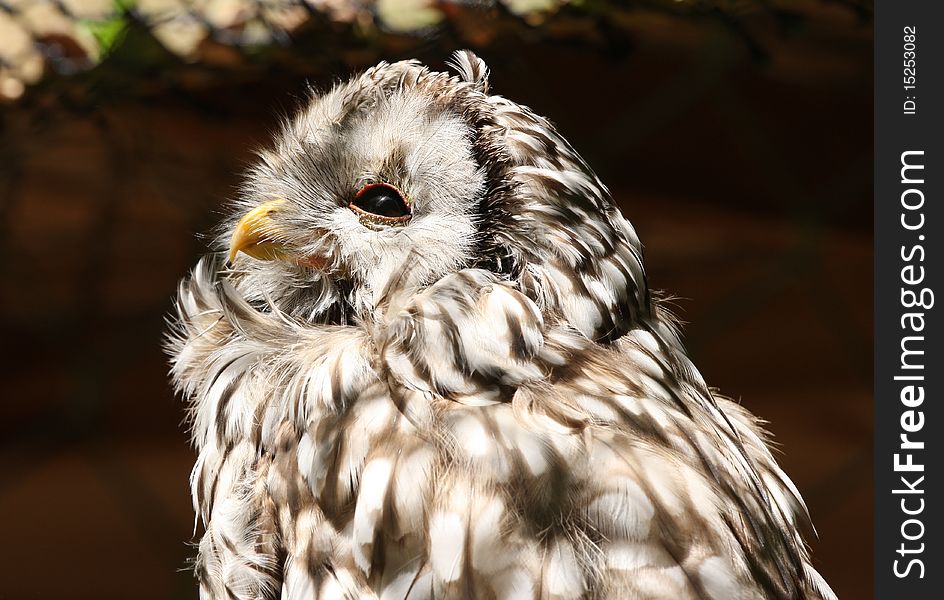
228, 199, 289, 263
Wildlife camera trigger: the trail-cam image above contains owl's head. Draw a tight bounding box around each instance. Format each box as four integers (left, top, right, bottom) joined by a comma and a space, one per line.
225, 51, 648, 339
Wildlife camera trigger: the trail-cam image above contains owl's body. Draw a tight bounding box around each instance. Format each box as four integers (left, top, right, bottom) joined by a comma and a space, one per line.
168, 52, 835, 599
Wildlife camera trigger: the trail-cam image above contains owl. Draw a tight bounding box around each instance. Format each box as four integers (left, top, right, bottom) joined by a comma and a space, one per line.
167, 51, 836, 600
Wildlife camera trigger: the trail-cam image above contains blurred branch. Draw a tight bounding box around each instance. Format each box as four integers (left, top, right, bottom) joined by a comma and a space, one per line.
0, 0, 872, 105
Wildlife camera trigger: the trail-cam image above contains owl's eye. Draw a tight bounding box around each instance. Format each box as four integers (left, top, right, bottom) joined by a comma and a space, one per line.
350, 183, 411, 226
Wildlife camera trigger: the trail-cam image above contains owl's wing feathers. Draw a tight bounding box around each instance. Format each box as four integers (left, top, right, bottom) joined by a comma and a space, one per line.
170, 256, 834, 600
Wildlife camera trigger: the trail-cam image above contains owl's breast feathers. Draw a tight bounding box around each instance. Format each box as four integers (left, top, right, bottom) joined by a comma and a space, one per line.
168, 257, 835, 600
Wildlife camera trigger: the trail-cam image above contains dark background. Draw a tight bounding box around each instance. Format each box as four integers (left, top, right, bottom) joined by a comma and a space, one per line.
0, 2, 871, 598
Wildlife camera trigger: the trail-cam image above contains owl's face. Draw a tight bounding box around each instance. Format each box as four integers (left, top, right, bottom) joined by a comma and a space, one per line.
223, 52, 648, 341
226, 74, 487, 317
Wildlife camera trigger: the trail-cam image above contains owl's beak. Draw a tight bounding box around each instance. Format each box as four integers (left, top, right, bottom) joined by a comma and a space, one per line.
228, 199, 289, 263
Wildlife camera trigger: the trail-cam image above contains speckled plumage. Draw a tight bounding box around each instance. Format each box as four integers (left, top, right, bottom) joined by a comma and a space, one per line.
166, 51, 836, 600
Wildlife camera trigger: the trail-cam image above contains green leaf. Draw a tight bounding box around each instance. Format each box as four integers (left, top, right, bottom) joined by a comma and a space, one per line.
80, 0, 136, 58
